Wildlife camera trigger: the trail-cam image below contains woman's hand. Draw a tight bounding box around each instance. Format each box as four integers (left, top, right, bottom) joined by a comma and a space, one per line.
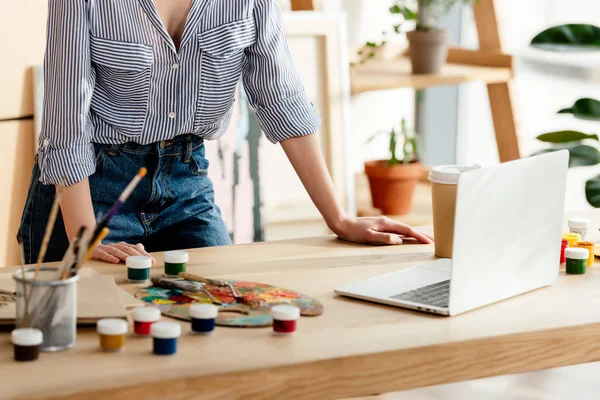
334, 216, 433, 245
91, 242, 156, 264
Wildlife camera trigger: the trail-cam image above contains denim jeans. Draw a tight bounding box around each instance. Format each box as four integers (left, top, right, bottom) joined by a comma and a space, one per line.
18, 134, 231, 264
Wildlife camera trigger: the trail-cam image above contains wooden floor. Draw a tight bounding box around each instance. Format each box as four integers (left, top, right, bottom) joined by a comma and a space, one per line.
344, 362, 600, 399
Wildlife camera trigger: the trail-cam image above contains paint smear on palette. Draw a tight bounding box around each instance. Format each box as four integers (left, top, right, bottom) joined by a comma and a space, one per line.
135, 280, 323, 328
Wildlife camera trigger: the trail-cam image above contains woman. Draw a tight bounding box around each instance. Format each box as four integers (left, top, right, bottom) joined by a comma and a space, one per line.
19, 0, 432, 264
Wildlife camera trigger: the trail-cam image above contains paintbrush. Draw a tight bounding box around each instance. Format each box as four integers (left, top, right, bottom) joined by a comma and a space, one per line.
90, 167, 147, 244
179, 272, 243, 300
61, 227, 87, 280
79, 227, 110, 269
16, 237, 30, 317
33, 187, 64, 280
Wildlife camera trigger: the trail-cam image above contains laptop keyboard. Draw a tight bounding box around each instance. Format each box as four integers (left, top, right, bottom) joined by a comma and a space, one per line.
390, 280, 450, 308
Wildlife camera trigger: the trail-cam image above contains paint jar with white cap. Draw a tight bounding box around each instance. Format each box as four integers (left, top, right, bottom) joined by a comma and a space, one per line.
127, 256, 152, 283
163, 251, 189, 277
271, 305, 300, 336
12, 328, 43, 362
568, 217, 591, 242
565, 248, 589, 275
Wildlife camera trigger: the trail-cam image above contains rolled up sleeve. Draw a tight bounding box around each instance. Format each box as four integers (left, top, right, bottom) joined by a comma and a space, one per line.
242, 0, 321, 143
38, 0, 96, 186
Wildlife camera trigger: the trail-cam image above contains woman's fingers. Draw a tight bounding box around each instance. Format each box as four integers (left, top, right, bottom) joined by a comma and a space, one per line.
366, 231, 403, 245
133, 243, 155, 262
91, 246, 120, 264
114, 242, 144, 257
379, 218, 433, 244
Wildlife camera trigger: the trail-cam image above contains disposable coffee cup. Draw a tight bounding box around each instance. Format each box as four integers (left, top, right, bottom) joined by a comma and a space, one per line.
429, 165, 481, 258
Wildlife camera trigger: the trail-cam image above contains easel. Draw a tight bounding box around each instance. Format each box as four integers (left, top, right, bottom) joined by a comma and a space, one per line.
290, 0, 520, 162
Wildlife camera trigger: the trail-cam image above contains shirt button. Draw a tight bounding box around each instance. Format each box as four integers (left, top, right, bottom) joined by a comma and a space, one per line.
168, 112, 176, 119
172, 63, 179, 70
43, 139, 50, 146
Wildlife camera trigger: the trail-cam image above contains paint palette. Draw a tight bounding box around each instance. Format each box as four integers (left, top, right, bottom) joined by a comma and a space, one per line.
135, 279, 323, 327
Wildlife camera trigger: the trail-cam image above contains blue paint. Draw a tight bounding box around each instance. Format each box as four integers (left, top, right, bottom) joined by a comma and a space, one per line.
153, 337, 177, 356
191, 317, 216, 334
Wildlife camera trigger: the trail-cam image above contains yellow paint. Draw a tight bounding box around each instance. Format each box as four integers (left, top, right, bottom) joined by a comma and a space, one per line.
575, 242, 595, 267
562, 233, 581, 248
154, 299, 176, 305
99, 334, 125, 352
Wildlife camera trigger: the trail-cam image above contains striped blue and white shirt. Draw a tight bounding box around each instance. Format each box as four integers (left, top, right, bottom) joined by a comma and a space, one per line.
39, 0, 321, 186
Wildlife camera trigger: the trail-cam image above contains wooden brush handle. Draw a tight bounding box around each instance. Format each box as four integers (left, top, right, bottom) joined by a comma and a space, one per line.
151, 277, 204, 293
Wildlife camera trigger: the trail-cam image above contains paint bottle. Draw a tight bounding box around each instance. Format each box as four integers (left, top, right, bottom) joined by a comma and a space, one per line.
151, 322, 181, 356
560, 239, 568, 264
127, 256, 152, 284
575, 242, 595, 267
562, 232, 581, 248
163, 251, 189, 277
132, 307, 161, 336
569, 217, 591, 242
97, 319, 128, 352
565, 248, 589, 275
189, 304, 219, 335
12, 328, 42, 362
271, 305, 300, 336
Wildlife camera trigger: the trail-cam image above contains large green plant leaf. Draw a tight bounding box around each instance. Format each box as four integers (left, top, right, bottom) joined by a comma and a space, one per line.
558, 98, 600, 121
531, 24, 600, 51
532, 144, 600, 167
536, 130, 598, 143
585, 175, 600, 207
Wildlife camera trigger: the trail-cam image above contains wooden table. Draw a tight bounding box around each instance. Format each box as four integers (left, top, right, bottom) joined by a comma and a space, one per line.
2, 211, 600, 400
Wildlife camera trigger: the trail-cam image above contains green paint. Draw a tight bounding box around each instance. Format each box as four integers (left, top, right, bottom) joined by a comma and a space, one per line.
164, 262, 186, 277
566, 258, 586, 275
128, 268, 150, 283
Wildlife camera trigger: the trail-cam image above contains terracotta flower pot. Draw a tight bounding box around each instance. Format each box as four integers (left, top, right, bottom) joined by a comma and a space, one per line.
406, 29, 449, 74
364, 160, 423, 215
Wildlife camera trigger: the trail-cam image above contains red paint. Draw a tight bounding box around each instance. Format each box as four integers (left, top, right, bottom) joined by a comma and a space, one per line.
134, 321, 155, 336
560, 239, 568, 264
168, 295, 195, 304
273, 319, 297, 334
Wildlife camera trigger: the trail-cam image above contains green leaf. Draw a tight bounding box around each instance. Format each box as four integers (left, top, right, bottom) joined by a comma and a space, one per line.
536, 130, 598, 143
532, 144, 600, 167
389, 5, 417, 20
531, 24, 600, 51
366, 41, 377, 47
586, 175, 600, 207
393, 24, 402, 34
558, 98, 600, 121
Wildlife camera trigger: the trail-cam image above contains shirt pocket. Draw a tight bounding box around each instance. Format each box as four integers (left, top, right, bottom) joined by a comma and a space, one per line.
194, 17, 256, 130
90, 35, 154, 137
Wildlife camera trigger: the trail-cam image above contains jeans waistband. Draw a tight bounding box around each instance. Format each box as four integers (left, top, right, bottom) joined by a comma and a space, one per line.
101, 135, 204, 159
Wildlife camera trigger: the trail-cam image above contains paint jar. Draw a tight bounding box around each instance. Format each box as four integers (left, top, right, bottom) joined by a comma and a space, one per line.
151, 322, 181, 356
132, 307, 161, 336
562, 232, 581, 248
97, 319, 128, 352
163, 251, 189, 277
560, 239, 568, 264
127, 256, 152, 284
189, 304, 219, 335
575, 242, 595, 267
12, 328, 43, 362
565, 248, 589, 275
271, 305, 300, 336
569, 217, 591, 242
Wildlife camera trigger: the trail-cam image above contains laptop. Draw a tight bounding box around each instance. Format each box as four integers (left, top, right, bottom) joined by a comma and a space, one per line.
334, 151, 569, 316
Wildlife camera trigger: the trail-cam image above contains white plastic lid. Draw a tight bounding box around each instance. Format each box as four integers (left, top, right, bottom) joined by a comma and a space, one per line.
568, 217, 591, 230
271, 305, 300, 321
126, 256, 152, 269
132, 307, 161, 323
11, 328, 43, 347
151, 322, 181, 339
189, 303, 219, 319
97, 318, 128, 335
164, 251, 189, 264
565, 248, 589, 260
428, 164, 481, 185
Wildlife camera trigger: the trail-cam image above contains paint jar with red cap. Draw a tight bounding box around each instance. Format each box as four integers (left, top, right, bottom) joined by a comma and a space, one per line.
133, 307, 161, 336
271, 305, 300, 336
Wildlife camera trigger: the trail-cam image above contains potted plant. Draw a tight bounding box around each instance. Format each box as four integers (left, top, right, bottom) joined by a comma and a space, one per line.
530, 24, 600, 206
390, 0, 478, 74
364, 119, 423, 215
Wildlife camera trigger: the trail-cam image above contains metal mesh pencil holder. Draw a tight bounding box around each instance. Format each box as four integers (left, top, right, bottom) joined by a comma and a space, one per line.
13, 267, 79, 352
